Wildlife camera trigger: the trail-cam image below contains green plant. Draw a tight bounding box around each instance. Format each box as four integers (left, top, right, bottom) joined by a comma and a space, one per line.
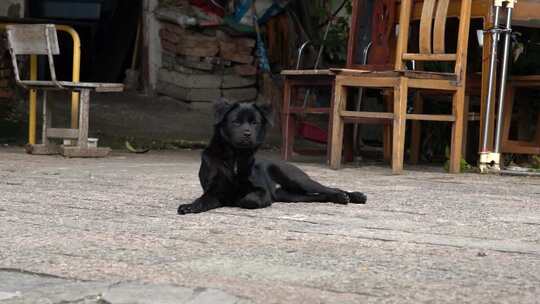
443, 146, 472, 172
312, 0, 353, 65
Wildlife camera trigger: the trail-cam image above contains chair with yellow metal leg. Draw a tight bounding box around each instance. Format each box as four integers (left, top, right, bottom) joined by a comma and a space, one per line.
6, 24, 123, 157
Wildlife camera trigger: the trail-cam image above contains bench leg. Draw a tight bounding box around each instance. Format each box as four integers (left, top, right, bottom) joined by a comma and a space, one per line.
42, 91, 51, 146
78, 89, 89, 149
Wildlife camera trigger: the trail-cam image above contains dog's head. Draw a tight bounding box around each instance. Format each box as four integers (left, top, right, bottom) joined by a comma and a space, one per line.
214, 98, 273, 149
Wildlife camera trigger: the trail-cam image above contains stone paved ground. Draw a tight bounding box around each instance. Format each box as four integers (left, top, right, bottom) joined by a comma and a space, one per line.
0, 147, 539, 304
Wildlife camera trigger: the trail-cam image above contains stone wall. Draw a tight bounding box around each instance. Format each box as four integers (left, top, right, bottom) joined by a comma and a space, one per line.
155, 5, 259, 103
0, 40, 14, 101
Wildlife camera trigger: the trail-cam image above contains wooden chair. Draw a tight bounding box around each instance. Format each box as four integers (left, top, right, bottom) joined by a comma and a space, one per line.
280, 0, 396, 162
280, 69, 336, 161
500, 76, 540, 155
6, 24, 123, 157
329, 0, 472, 174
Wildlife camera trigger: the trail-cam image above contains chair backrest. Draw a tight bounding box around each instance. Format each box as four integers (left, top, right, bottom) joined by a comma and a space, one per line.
394, 0, 472, 79
347, 0, 396, 70
5, 24, 60, 83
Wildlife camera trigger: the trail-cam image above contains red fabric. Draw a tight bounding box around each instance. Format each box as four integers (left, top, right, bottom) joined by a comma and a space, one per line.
189, 0, 226, 17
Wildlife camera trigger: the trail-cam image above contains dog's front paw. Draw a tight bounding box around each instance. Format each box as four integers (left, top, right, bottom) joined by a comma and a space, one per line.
330, 192, 350, 205
238, 193, 272, 209
177, 202, 204, 215
348, 192, 367, 204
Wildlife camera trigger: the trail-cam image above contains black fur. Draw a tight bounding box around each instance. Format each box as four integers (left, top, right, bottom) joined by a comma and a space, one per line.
177, 98, 367, 214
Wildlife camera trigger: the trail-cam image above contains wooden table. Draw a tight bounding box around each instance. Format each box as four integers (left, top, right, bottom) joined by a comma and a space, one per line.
408, 0, 540, 150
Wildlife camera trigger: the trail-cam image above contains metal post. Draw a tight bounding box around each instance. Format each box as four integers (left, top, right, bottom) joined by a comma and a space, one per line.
479, 0, 517, 173
480, 5, 500, 152
494, 5, 514, 153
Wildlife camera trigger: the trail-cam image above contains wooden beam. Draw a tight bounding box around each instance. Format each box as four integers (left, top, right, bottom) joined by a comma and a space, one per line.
47, 128, 79, 139
406, 114, 455, 122
342, 111, 393, 119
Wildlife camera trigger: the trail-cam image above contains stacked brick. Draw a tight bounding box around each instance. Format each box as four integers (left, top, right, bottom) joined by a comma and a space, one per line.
157, 22, 259, 103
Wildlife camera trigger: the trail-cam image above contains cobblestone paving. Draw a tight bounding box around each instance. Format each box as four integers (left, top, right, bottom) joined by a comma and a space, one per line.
1, 147, 539, 303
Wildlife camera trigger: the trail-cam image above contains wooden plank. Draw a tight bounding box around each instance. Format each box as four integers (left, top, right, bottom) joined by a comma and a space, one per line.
395, 0, 412, 70
42, 91, 50, 145
410, 92, 423, 165
419, 0, 437, 53
329, 81, 347, 169
406, 114, 455, 121
462, 95, 470, 156
285, 78, 334, 87
403, 70, 456, 80
78, 89, 90, 149
25, 144, 60, 155
501, 84, 514, 151
402, 53, 456, 61
342, 117, 393, 124
281, 79, 293, 161
47, 128, 79, 139
60, 146, 111, 158
433, 0, 450, 53
341, 111, 393, 119
337, 75, 398, 88
407, 78, 458, 90
288, 107, 329, 114
6, 24, 60, 55
281, 69, 334, 76
449, 88, 466, 173
392, 77, 408, 174
453, 0, 472, 78
383, 93, 393, 162
502, 141, 540, 155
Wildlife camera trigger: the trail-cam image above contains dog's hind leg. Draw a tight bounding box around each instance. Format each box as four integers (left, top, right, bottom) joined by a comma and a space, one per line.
269, 162, 366, 204
273, 188, 347, 204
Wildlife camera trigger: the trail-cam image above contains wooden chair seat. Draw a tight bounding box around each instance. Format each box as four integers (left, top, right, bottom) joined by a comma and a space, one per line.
19, 80, 124, 92
280, 69, 336, 76
331, 68, 458, 81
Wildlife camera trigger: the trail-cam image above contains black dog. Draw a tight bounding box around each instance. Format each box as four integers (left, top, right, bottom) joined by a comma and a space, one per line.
177, 98, 367, 214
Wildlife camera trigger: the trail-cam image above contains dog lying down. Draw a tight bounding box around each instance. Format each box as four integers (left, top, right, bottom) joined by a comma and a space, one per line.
177, 98, 367, 214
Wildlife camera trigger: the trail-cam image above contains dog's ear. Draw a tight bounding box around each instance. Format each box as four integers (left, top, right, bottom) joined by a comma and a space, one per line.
254, 102, 274, 127
214, 97, 234, 125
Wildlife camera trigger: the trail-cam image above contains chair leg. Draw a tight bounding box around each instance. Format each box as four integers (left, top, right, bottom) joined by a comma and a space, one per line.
281, 80, 294, 160
462, 94, 470, 157
392, 78, 407, 174
383, 92, 393, 162
449, 88, 466, 173
410, 91, 423, 165
344, 125, 354, 162
281, 113, 296, 161
41, 91, 51, 146
535, 109, 540, 145
78, 89, 90, 149
500, 85, 514, 151
329, 80, 347, 169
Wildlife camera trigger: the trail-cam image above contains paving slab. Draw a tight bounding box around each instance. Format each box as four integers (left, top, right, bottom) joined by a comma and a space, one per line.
0, 147, 539, 303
